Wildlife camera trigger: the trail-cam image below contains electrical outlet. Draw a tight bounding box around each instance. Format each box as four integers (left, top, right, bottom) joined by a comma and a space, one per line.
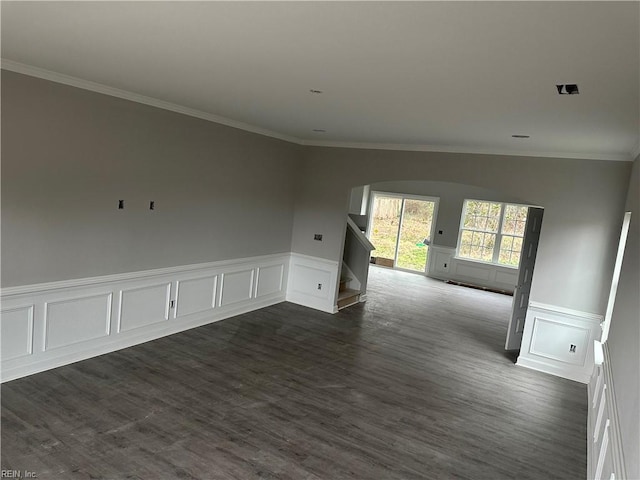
569, 344, 576, 353
444, 263, 448, 268
314, 234, 323, 241
118, 200, 124, 209
317, 283, 322, 290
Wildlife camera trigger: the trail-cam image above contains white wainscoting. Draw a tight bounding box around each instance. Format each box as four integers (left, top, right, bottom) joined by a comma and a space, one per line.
1, 305, 34, 361
516, 302, 603, 383
588, 342, 626, 480
427, 245, 518, 292
286, 253, 340, 314
45, 293, 112, 349
0, 253, 289, 382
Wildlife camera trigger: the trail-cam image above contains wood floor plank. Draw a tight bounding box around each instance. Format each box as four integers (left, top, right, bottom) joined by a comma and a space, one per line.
2, 267, 587, 479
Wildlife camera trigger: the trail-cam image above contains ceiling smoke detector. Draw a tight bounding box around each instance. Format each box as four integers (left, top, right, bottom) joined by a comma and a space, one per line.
556, 84, 579, 95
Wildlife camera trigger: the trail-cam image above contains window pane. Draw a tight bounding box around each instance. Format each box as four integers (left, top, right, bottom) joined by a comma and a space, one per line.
499, 248, 512, 265
396, 199, 435, 272
486, 216, 499, 232
498, 235, 524, 267
471, 231, 481, 247
513, 236, 523, 251
369, 196, 402, 261
500, 236, 514, 251
510, 205, 528, 236
464, 215, 475, 228
502, 205, 517, 234
502, 219, 515, 235
490, 203, 502, 218
484, 233, 496, 249
461, 230, 473, 246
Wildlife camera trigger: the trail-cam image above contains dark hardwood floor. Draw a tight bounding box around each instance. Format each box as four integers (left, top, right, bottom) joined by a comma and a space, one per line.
1, 267, 587, 479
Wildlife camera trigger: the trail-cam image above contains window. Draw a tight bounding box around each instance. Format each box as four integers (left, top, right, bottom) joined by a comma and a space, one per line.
457, 200, 528, 267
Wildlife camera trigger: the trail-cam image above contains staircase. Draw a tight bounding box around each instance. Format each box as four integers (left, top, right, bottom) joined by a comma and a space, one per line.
337, 216, 375, 311
337, 276, 360, 310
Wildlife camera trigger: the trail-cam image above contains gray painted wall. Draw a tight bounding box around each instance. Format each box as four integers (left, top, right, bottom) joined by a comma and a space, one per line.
607, 156, 639, 479
291, 146, 630, 315
1, 71, 300, 286
368, 180, 529, 248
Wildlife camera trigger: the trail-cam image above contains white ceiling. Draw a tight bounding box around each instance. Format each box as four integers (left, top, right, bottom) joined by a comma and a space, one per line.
2, 1, 639, 161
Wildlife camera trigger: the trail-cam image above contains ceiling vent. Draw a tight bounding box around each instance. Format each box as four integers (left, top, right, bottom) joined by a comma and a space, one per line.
556, 84, 579, 95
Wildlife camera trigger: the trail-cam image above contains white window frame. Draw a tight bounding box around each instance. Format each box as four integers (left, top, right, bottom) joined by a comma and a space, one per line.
456, 199, 528, 268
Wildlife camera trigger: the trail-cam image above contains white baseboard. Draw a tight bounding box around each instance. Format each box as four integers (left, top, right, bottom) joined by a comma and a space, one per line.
516, 302, 603, 384
1, 253, 290, 382
588, 342, 626, 479
516, 355, 592, 384
286, 253, 339, 314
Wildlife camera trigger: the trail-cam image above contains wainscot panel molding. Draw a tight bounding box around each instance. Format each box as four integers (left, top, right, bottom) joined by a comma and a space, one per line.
286, 253, 340, 314
0, 253, 290, 382
427, 245, 518, 292
588, 342, 626, 480
516, 302, 603, 384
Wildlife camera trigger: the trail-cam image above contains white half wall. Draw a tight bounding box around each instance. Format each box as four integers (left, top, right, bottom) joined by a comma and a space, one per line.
517, 302, 603, 383
0, 253, 289, 382
286, 253, 340, 314
427, 245, 518, 292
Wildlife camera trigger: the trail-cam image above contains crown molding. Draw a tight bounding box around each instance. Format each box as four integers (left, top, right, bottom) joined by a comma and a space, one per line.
300, 139, 633, 162
2, 59, 634, 162
0, 59, 302, 145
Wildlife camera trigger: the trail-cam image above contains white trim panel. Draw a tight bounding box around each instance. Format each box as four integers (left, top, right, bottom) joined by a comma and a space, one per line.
255, 264, 284, 299
1, 305, 34, 361
287, 253, 340, 314
0, 254, 289, 383
588, 343, 627, 480
175, 275, 217, 319
427, 245, 518, 292
44, 293, 112, 350
516, 303, 603, 383
219, 270, 254, 307
118, 283, 171, 333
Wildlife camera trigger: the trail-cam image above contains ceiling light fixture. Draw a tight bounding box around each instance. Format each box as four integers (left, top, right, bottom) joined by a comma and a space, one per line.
512, 134, 530, 138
